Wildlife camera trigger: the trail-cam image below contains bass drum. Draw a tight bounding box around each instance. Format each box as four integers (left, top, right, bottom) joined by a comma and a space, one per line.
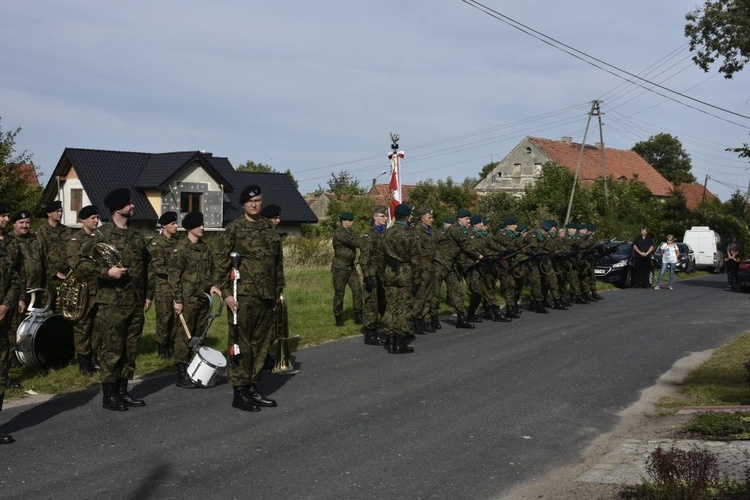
16, 313, 74, 369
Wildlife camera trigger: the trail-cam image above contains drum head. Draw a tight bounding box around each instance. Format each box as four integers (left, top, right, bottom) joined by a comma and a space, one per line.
198, 346, 227, 368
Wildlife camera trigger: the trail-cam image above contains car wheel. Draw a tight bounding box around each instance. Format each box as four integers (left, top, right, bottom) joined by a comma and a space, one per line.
623, 268, 632, 289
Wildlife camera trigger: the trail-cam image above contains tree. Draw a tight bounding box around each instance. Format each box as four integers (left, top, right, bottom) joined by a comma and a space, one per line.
478, 161, 499, 181
408, 177, 477, 224
685, 0, 750, 79
315, 170, 367, 196
236, 160, 299, 189
632, 133, 696, 185
0, 118, 43, 215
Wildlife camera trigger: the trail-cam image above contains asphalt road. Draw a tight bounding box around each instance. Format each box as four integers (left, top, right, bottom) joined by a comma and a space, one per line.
1, 274, 747, 499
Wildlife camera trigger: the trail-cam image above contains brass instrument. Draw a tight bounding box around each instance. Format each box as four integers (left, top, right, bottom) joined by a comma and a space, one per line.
57, 242, 123, 322
271, 293, 300, 375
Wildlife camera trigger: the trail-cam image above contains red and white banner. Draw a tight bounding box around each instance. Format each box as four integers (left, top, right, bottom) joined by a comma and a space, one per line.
387, 150, 404, 226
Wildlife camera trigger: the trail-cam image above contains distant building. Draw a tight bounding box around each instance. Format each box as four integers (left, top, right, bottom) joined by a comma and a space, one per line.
43, 148, 317, 236
474, 136, 673, 198
675, 183, 718, 211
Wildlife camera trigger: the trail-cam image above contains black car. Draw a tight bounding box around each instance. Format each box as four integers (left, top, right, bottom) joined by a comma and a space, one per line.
652, 242, 696, 274
738, 259, 750, 292
595, 241, 637, 288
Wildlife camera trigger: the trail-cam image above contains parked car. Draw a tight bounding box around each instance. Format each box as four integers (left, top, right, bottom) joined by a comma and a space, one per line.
738, 259, 750, 292
595, 241, 638, 288
652, 242, 696, 274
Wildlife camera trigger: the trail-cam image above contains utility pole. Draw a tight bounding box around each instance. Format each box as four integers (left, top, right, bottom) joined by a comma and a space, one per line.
564, 100, 596, 226
594, 100, 608, 207
701, 174, 710, 206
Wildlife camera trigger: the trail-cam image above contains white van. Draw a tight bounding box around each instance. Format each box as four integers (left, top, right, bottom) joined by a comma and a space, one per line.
682, 226, 724, 273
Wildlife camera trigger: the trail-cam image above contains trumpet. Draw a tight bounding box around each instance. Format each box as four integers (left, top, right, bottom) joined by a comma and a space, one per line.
271, 293, 299, 375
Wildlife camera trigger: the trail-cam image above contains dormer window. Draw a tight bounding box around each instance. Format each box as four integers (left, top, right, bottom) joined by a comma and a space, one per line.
181, 192, 202, 213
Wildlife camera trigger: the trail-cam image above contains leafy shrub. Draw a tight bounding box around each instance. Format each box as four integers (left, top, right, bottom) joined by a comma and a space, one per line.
684, 413, 750, 440
283, 236, 332, 268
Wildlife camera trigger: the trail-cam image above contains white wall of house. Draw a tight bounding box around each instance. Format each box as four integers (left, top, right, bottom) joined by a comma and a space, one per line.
475, 138, 549, 196
59, 174, 91, 227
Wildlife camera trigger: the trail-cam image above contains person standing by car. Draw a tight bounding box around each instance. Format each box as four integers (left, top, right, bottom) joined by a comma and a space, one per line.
632, 227, 654, 288
654, 235, 680, 290
725, 235, 743, 291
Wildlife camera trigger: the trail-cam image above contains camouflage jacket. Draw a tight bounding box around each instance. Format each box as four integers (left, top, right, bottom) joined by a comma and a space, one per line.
0, 235, 21, 309
331, 226, 359, 270
413, 224, 436, 269
37, 222, 72, 281
66, 228, 100, 295
77, 222, 149, 307
13, 232, 46, 294
382, 221, 422, 288
169, 237, 217, 304
147, 233, 179, 300
218, 216, 284, 300
359, 226, 386, 279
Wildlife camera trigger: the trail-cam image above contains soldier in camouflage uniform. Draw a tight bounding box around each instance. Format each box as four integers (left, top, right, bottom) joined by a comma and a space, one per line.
37, 200, 71, 311
331, 212, 363, 327
382, 204, 421, 354
527, 220, 564, 313
582, 224, 605, 301
77, 189, 150, 411
465, 215, 493, 323
147, 211, 179, 358
495, 218, 523, 319
428, 217, 456, 330
359, 206, 387, 345
9, 210, 45, 368
66, 205, 102, 375
0, 206, 20, 443
562, 223, 589, 305
0, 205, 24, 387
411, 208, 436, 334
219, 185, 284, 412
169, 212, 222, 388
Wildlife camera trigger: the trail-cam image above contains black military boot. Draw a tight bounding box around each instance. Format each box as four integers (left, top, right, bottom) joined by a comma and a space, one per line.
364, 328, 382, 346
574, 295, 590, 305
587, 292, 600, 302
232, 386, 260, 412
413, 318, 427, 335
9, 352, 21, 369
533, 300, 549, 314
391, 336, 414, 354
102, 383, 128, 412
591, 291, 604, 301
542, 297, 553, 309
455, 312, 475, 329
90, 352, 101, 371
491, 306, 512, 323
506, 304, 521, 319
423, 317, 436, 334
157, 342, 169, 359
334, 315, 344, 327
0, 395, 14, 444
483, 307, 494, 320
117, 379, 146, 407
553, 298, 569, 311
176, 364, 197, 388
248, 385, 277, 407
466, 310, 483, 323
430, 315, 441, 330
383, 335, 395, 353
354, 311, 363, 325
77, 353, 93, 376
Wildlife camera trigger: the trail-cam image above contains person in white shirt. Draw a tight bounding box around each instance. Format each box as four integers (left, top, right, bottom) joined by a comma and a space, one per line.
654, 235, 680, 290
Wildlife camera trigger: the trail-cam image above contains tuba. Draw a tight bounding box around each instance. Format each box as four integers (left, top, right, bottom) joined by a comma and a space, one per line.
271, 293, 300, 375
57, 242, 123, 322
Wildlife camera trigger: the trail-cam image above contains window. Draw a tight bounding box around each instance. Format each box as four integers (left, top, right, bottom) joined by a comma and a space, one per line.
180, 192, 202, 213
70, 189, 83, 214
525, 147, 532, 155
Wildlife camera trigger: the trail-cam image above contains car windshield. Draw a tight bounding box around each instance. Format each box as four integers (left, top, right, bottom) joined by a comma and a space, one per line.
613, 242, 632, 257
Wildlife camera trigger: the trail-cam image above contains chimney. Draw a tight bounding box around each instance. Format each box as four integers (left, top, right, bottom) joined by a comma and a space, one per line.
561, 136, 572, 144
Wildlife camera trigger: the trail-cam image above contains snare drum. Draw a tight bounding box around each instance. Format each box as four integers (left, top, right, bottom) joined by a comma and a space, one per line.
16, 313, 74, 368
186, 346, 227, 387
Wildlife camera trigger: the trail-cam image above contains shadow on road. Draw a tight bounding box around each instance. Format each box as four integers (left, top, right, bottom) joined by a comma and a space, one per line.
3, 386, 98, 434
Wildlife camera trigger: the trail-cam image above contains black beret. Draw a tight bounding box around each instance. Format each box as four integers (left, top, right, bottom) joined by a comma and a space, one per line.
104, 188, 131, 210
158, 211, 178, 226
11, 210, 31, 223
0, 203, 9, 215
46, 200, 63, 213
394, 203, 412, 217
182, 211, 204, 231
339, 212, 355, 221
261, 204, 282, 218
78, 205, 99, 220
240, 185, 262, 204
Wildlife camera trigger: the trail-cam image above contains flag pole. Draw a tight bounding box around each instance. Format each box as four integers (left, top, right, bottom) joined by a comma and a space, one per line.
387, 133, 403, 227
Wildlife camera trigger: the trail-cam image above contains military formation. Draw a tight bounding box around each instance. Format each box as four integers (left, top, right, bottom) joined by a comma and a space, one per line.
0, 184, 286, 444
331, 204, 610, 353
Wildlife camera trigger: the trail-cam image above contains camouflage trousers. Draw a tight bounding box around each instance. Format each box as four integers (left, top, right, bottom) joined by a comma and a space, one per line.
431, 263, 466, 314
0, 323, 8, 404
153, 283, 176, 347
413, 267, 435, 319
467, 266, 498, 311
384, 285, 412, 337
73, 302, 101, 356
562, 259, 581, 296
175, 298, 210, 364
95, 303, 145, 383
497, 266, 516, 306
226, 295, 274, 387
331, 267, 363, 317
362, 276, 385, 330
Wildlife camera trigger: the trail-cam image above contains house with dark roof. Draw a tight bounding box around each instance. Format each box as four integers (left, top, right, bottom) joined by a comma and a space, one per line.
43, 148, 317, 235
475, 136, 673, 198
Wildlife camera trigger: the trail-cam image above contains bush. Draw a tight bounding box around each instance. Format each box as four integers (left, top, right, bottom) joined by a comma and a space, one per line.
283, 236, 332, 268
684, 413, 750, 440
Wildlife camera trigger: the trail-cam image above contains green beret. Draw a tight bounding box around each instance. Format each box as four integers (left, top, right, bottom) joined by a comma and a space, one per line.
517, 224, 528, 232
565, 222, 577, 229
540, 220, 554, 231
587, 224, 597, 231
549, 220, 558, 228
497, 221, 507, 229
457, 209, 471, 218
577, 223, 587, 230
469, 215, 483, 226
339, 212, 355, 221
443, 217, 456, 224
504, 216, 519, 225
394, 203, 412, 217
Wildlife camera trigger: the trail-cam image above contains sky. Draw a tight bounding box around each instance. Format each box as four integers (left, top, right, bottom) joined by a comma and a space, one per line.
2, 0, 749, 201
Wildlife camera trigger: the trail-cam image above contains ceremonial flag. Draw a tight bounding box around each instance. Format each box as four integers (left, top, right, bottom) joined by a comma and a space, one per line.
387, 150, 404, 227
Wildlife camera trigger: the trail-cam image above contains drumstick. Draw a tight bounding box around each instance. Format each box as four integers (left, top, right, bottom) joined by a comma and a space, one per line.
176, 308, 192, 339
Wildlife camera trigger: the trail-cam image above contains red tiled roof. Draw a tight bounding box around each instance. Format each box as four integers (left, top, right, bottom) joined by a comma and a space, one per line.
368, 184, 415, 207
675, 183, 717, 210
4, 162, 40, 187
530, 137, 673, 197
